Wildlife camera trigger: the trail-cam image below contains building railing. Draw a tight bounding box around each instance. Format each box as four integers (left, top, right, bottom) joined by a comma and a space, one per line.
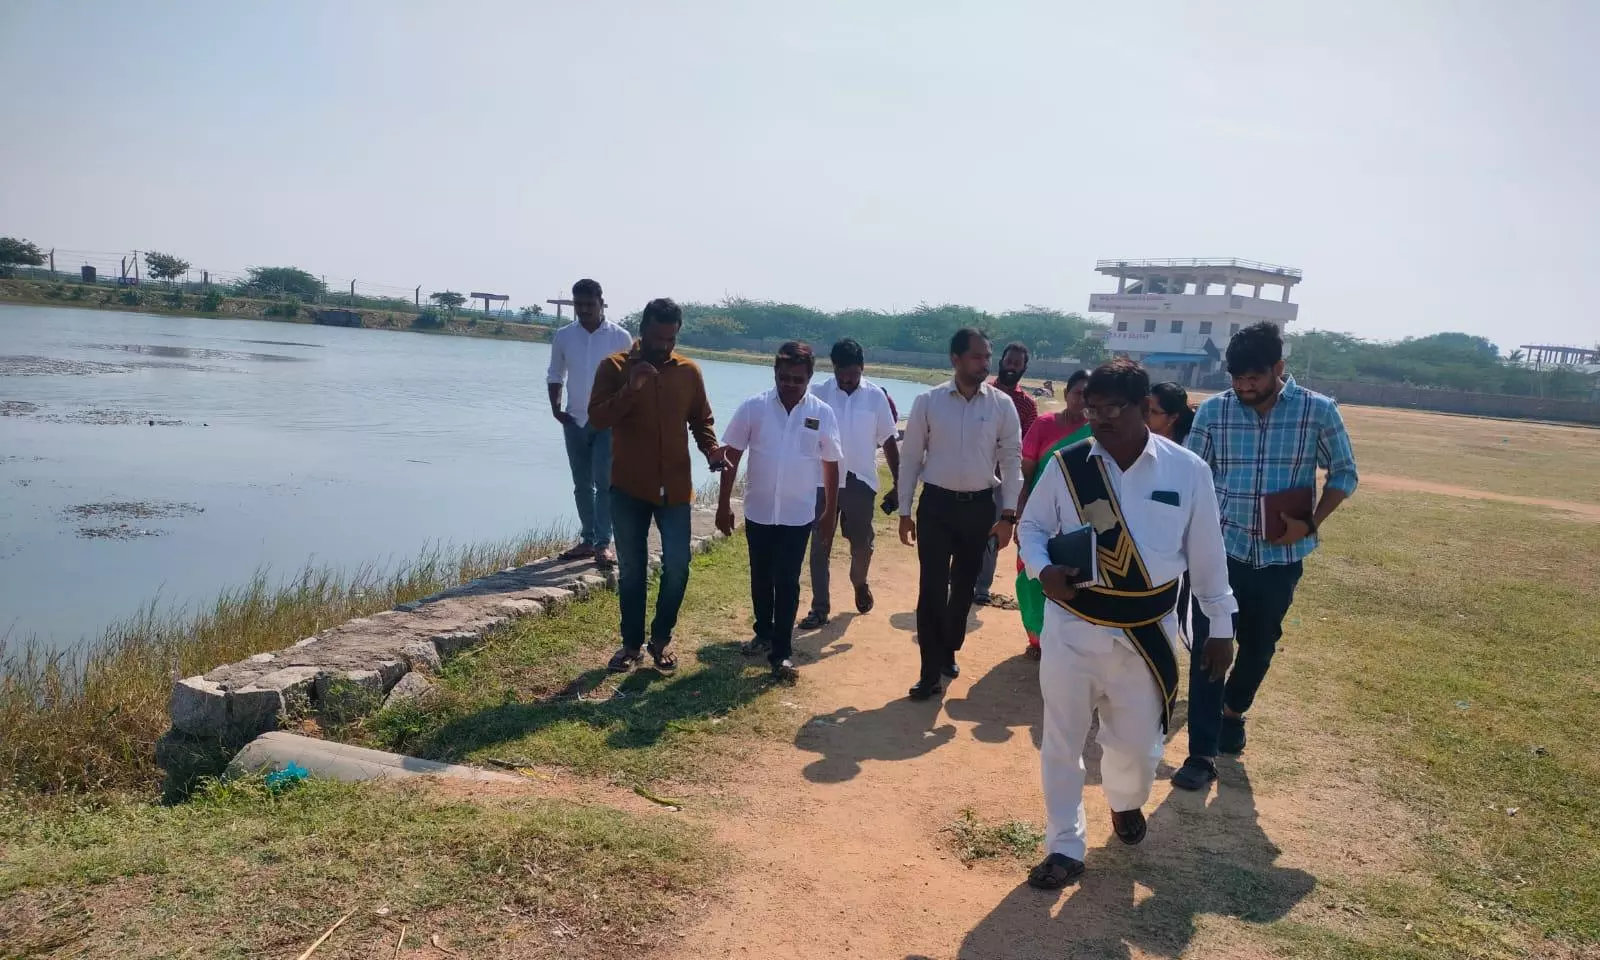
1095, 258, 1302, 278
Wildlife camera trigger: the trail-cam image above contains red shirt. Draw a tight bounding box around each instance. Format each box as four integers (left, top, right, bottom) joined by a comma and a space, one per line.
992, 379, 1037, 441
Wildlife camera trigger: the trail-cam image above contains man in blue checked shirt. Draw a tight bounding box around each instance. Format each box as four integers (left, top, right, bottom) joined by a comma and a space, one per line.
1171, 321, 1359, 792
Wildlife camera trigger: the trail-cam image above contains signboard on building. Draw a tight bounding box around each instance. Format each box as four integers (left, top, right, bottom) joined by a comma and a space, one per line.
1089, 293, 1175, 312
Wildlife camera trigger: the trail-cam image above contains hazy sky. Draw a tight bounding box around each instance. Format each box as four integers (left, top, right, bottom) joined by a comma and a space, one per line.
2, 1, 1596, 349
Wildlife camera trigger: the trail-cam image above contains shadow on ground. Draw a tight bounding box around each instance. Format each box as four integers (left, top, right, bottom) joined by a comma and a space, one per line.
938, 764, 1314, 960
400, 638, 783, 763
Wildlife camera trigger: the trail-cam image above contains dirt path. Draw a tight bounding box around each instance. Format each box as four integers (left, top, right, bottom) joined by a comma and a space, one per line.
1361, 473, 1600, 520
659, 542, 1402, 960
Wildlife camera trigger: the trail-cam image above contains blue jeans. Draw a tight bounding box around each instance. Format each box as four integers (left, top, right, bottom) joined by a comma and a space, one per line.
610, 489, 691, 651
1186, 558, 1303, 759
562, 419, 613, 548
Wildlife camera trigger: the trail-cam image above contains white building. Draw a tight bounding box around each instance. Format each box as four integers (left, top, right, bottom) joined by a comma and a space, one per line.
1088, 258, 1302, 385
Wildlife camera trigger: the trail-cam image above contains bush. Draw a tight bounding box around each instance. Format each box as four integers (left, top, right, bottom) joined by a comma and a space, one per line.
265, 296, 301, 319
166, 288, 186, 309
199, 289, 223, 312
69, 285, 86, 301
118, 289, 142, 306
493, 320, 507, 336
411, 310, 443, 329
45, 283, 66, 300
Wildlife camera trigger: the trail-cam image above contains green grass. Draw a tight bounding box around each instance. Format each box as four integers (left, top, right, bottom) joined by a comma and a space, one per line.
0, 531, 567, 796
0, 776, 713, 958
943, 808, 1045, 864
1340, 406, 1600, 505
362, 532, 805, 788
1272, 489, 1600, 957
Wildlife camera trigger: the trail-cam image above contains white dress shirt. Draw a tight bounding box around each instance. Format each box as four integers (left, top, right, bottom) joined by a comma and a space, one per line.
723, 390, 843, 526
896, 380, 1023, 514
1019, 433, 1238, 658
809, 376, 897, 491
545, 319, 633, 427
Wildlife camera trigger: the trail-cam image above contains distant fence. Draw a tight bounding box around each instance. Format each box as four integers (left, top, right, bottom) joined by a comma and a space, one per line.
1301, 378, 1600, 426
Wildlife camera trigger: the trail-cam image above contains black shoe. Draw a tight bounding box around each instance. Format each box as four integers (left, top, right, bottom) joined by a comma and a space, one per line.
1111, 808, 1147, 845
1170, 757, 1218, 791
771, 659, 799, 683
908, 679, 942, 701
606, 646, 642, 673
855, 583, 874, 614
942, 659, 960, 679
740, 635, 770, 657
1219, 715, 1247, 755
1027, 852, 1085, 890
971, 594, 991, 607
798, 611, 829, 631
1024, 645, 1042, 662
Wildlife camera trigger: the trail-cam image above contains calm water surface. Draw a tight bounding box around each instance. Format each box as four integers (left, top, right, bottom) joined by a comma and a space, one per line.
0, 306, 926, 651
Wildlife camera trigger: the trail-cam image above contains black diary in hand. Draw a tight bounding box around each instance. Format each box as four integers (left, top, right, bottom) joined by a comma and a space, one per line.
1046, 523, 1098, 586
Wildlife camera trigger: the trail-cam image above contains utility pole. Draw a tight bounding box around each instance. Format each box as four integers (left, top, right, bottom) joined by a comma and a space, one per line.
48, 248, 54, 276
349, 279, 356, 305
415, 285, 420, 308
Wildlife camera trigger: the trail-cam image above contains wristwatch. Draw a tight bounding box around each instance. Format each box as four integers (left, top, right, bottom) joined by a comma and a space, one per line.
999, 512, 1018, 525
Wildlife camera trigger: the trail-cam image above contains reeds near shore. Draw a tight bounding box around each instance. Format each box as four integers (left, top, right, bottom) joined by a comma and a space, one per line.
0, 530, 568, 796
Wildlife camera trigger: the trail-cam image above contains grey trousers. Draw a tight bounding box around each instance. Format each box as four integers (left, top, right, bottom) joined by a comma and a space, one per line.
808, 472, 877, 617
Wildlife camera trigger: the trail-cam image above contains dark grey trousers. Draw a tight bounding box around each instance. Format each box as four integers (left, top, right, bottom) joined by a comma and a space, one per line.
807, 472, 878, 617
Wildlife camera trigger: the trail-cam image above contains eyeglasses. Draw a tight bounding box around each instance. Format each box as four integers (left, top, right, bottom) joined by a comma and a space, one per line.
1084, 402, 1135, 421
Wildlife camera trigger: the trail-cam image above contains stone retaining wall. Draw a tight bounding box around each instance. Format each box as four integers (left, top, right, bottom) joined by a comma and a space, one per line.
156, 503, 733, 790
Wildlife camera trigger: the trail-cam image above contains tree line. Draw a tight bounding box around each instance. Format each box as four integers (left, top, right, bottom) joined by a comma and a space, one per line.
621, 298, 1109, 363
1284, 330, 1594, 400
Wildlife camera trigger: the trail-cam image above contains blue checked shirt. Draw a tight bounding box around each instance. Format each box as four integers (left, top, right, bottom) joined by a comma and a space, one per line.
1185, 377, 1359, 568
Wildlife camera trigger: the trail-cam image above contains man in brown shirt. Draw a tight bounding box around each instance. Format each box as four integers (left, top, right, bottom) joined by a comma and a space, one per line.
588, 297, 721, 673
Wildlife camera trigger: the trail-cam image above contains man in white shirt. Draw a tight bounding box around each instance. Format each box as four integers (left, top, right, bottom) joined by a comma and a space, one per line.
896, 328, 1024, 700
717, 341, 843, 682
1017, 359, 1238, 888
799, 338, 901, 629
546, 278, 634, 567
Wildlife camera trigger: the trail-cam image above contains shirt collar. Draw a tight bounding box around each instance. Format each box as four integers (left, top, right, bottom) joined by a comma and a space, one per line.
943, 379, 993, 400
1088, 430, 1159, 469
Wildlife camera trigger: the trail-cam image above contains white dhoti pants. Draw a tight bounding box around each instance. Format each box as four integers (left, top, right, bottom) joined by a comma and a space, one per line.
1038, 627, 1165, 861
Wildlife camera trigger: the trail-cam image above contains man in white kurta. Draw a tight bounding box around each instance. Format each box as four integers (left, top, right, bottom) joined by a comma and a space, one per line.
1017, 360, 1237, 887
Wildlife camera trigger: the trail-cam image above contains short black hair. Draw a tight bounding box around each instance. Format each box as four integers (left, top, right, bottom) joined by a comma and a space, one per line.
830, 338, 865, 369
1065, 369, 1090, 390
776, 340, 815, 374
639, 297, 682, 331
1002, 341, 1030, 364
572, 278, 602, 299
1226, 321, 1284, 376
1084, 358, 1150, 408
949, 327, 989, 356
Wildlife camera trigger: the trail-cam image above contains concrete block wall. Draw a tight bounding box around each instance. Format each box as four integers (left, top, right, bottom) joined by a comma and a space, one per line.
156, 503, 734, 790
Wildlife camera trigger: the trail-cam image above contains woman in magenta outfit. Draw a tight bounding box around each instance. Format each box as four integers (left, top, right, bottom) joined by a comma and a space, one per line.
1012, 370, 1091, 660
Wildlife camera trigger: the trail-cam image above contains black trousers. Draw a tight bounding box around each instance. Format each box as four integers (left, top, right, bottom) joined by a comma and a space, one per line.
914, 485, 995, 684
1186, 559, 1303, 758
746, 520, 814, 665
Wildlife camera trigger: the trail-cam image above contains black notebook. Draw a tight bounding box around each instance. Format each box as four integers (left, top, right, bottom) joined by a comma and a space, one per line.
1046, 523, 1098, 586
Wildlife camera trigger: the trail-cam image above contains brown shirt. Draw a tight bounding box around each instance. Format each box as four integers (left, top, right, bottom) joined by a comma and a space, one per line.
588, 342, 718, 506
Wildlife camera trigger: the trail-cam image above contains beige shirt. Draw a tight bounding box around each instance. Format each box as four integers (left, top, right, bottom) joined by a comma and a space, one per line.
896, 380, 1023, 515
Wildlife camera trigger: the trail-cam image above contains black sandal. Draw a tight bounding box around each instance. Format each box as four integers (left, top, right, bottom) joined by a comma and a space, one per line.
1111, 809, 1147, 846
606, 647, 642, 673
646, 641, 677, 672
1026, 853, 1084, 890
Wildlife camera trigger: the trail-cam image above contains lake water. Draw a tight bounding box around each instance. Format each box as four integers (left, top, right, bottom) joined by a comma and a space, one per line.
0, 306, 927, 651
